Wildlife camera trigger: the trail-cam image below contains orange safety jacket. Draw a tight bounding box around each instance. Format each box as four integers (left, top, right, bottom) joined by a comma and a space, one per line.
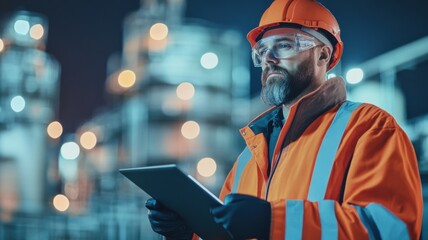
219, 78, 423, 239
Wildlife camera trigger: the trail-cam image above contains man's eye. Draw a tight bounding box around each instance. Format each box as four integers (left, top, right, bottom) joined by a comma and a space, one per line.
258, 48, 268, 55
277, 42, 292, 49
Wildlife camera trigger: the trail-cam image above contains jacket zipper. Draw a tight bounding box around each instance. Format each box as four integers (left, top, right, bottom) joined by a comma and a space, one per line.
264, 146, 288, 200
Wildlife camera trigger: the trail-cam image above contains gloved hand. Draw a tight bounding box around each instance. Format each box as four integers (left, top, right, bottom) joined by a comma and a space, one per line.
210, 194, 271, 240
145, 198, 193, 240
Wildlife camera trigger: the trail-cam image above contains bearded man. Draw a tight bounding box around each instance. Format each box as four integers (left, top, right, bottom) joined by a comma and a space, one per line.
146, 0, 423, 239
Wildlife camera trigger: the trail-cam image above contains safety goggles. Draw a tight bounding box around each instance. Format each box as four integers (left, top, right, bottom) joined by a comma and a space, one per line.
251, 33, 319, 67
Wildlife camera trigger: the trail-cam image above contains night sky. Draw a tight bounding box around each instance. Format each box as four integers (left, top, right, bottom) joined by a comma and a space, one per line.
1, 0, 427, 133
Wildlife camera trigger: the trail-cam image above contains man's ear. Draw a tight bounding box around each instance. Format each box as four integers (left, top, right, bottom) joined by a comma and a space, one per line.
318, 45, 332, 67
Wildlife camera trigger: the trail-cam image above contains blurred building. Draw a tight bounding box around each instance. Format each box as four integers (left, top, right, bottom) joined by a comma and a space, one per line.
0, 10, 61, 238
62, 0, 251, 238
0, 0, 251, 238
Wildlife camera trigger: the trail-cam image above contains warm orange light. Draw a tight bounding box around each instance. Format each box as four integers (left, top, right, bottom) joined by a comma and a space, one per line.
176, 82, 195, 100
0, 39, 4, 52
197, 157, 217, 177
47, 121, 63, 139
80, 131, 97, 150
29, 24, 44, 40
149, 23, 169, 40
118, 70, 136, 88
181, 121, 200, 139
53, 194, 69, 212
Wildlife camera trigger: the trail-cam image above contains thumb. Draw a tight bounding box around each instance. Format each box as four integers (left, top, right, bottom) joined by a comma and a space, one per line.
210, 205, 226, 217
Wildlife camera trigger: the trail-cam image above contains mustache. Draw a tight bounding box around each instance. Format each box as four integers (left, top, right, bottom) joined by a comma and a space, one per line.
262, 65, 289, 84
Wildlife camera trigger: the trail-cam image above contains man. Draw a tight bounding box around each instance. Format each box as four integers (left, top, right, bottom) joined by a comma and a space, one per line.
146, 0, 423, 239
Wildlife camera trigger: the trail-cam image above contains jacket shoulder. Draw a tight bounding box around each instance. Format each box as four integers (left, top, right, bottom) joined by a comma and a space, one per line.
350, 103, 401, 130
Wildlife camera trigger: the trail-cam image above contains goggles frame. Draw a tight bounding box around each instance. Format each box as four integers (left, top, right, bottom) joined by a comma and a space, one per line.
251, 33, 319, 67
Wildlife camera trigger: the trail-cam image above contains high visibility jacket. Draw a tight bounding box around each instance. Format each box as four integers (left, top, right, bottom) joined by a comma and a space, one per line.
219, 78, 423, 239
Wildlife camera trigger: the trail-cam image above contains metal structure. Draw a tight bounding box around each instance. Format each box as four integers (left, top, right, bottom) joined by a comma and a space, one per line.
0, 10, 62, 239
0, 11, 60, 215
68, 0, 251, 238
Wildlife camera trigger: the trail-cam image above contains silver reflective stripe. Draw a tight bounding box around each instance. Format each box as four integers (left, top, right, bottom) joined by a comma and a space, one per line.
353, 203, 410, 240
285, 200, 304, 240
231, 147, 252, 193
307, 101, 362, 201
319, 200, 338, 240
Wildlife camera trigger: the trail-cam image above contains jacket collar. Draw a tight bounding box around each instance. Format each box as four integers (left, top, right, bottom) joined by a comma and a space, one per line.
245, 77, 347, 142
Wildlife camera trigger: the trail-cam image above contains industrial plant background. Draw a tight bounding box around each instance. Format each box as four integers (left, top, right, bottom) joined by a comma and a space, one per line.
0, 0, 427, 239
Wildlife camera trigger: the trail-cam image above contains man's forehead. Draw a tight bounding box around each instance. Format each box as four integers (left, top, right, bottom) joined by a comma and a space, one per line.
261, 27, 304, 39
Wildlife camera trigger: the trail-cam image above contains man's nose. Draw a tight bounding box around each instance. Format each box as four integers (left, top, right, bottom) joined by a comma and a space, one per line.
263, 49, 279, 67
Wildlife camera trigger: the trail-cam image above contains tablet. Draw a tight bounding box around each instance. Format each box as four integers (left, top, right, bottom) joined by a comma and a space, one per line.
119, 164, 232, 240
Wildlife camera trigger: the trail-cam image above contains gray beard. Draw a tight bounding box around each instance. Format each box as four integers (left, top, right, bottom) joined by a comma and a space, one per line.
260, 55, 314, 107
260, 76, 290, 106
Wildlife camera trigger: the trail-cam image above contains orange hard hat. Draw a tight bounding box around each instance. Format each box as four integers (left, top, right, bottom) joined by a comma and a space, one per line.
247, 0, 343, 70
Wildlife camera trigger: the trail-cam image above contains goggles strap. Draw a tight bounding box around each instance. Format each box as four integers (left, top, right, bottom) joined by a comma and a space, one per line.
301, 27, 333, 51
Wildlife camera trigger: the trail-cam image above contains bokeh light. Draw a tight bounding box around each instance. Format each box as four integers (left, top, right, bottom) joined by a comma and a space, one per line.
176, 82, 195, 100
149, 23, 169, 40
181, 121, 200, 139
80, 131, 97, 150
14, 20, 30, 35
29, 24, 44, 40
53, 194, 69, 212
197, 157, 217, 177
47, 121, 63, 139
200, 52, 218, 69
60, 142, 80, 160
0, 39, 4, 52
346, 68, 364, 84
327, 73, 336, 79
118, 69, 136, 88
10, 96, 25, 112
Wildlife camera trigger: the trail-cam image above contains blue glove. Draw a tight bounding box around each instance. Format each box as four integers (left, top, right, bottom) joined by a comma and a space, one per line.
145, 198, 193, 240
210, 194, 271, 240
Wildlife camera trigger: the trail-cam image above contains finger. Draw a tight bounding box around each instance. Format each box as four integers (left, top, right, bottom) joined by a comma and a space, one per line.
210, 206, 229, 225
145, 198, 163, 210
150, 220, 187, 234
224, 194, 240, 204
210, 206, 227, 217
149, 209, 180, 221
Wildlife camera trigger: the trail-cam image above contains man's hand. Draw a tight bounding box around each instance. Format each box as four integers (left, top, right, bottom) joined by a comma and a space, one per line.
145, 198, 193, 240
210, 194, 271, 240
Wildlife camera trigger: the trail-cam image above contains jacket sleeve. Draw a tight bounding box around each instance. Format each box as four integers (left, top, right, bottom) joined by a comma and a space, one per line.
269, 126, 423, 239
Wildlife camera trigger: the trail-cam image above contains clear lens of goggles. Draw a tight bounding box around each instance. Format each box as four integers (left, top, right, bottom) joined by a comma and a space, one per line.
252, 33, 318, 67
